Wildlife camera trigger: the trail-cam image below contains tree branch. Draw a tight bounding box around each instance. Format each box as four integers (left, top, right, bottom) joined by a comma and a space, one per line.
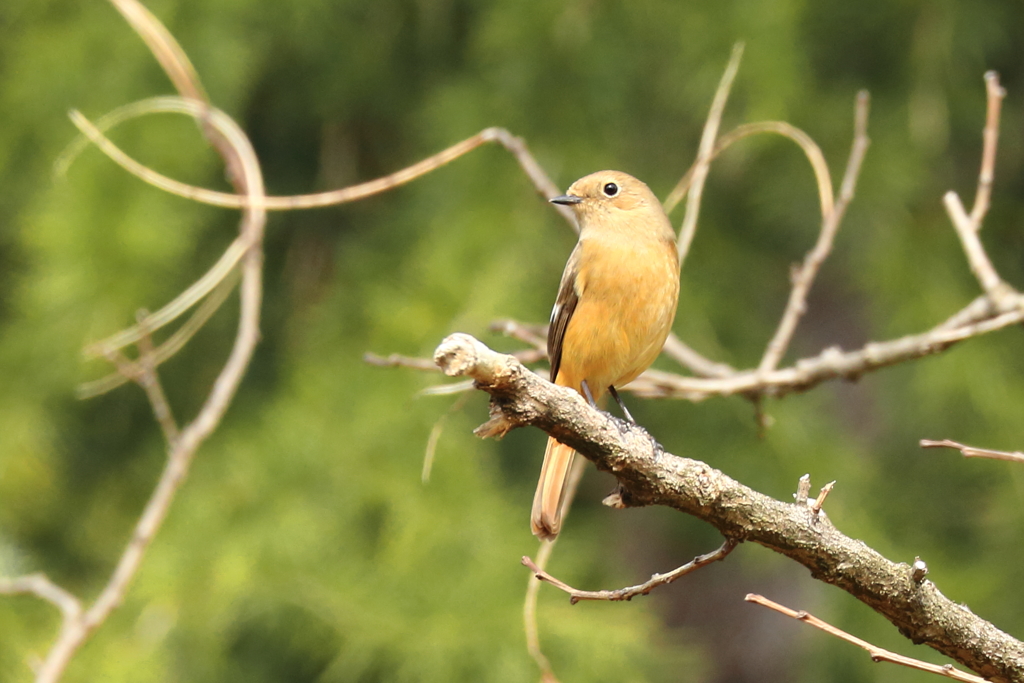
625, 301, 1024, 400
758, 91, 871, 373
675, 42, 744, 269
434, 333, 1024, 683
745, 594, 988, 683
0, 3, 267, 681
522, 538, 737, 604
921, 439, 1024, 464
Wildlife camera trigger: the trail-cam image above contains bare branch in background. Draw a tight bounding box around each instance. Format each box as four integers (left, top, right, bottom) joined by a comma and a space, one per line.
664, 119, 835, 219
108, 309, 181, 444
489, 318, 549, 350
78, 271, 238, 398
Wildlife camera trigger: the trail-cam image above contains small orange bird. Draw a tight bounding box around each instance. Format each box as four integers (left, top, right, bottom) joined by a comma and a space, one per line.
531, 170, 680, 540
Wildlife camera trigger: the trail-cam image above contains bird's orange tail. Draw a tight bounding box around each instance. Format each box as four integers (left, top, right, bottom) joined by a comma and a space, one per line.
531, 437, 576, 540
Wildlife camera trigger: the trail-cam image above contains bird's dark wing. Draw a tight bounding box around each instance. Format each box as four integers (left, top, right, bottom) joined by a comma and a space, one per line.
548, 245, 581, 383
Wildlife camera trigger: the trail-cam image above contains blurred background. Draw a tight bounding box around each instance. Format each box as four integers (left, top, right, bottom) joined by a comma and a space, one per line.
2, 0, 1024, 681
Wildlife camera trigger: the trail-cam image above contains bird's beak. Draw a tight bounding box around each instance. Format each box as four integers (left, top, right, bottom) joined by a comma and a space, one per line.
550, 194, 583, 206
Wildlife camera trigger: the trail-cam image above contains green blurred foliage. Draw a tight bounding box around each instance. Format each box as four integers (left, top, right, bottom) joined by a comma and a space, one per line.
1, 0, 1024, 681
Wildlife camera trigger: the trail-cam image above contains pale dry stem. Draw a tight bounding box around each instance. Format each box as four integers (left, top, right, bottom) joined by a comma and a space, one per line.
809, 480, 836, 516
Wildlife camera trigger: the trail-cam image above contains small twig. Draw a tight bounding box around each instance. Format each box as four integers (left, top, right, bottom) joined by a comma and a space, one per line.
911, 557, 929, 583
794, 474, 811, 506
523, 539, 737, 604
418, 379, 475, 396
745, 594, 987, 683
368, 348, 546, 380
942, 72, 1015, 309
935, 293, 1001, 331
921, 439, 1024, 464
758, 91, 871, 373
676, 42, 744, 270
810, 480, 835, 516
752, 394, 772, 438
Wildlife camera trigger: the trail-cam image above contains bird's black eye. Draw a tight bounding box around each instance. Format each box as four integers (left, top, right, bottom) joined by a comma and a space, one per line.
602, 182, 619, 197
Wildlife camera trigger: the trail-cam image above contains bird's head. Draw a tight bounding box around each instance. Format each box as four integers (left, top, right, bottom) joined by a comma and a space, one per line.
550, 170, 674, 241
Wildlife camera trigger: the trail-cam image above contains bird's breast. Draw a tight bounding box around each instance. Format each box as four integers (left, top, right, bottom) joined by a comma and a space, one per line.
558, 236, 679, 393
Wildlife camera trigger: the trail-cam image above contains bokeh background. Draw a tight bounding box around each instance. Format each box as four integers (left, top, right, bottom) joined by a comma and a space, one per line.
2, 1, 1024, 681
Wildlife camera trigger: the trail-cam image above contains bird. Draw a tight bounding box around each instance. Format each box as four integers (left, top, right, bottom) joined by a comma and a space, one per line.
531, 170, 680, 540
